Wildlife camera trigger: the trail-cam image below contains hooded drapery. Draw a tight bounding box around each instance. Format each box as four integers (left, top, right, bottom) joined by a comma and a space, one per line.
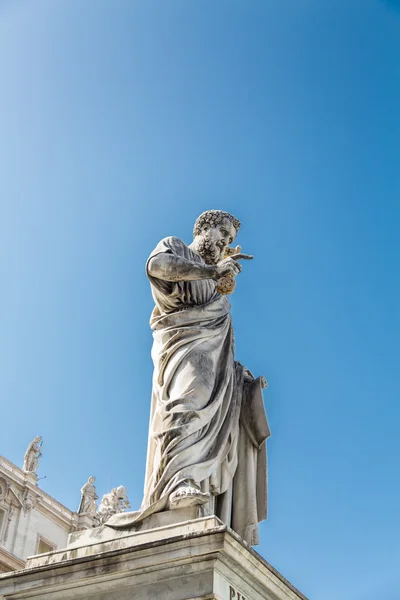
107, 237, 270, 545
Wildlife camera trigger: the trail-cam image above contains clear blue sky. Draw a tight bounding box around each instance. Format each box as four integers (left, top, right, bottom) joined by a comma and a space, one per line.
1, 1, 399, 598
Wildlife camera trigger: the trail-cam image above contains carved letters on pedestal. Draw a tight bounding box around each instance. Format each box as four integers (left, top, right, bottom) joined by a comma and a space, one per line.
229, 585, 247, 600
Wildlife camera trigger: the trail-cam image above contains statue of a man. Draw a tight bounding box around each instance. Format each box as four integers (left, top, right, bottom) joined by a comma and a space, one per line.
23, 436, 42, 474
78, 476, 98, 515
108, 210, 270, 545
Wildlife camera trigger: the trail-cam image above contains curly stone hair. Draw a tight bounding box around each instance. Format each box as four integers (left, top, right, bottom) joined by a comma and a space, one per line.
193, 210, 241, 238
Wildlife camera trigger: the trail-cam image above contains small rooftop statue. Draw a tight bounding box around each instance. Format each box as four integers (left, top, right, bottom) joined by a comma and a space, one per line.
78, 476, 98, 515
94, 486, 130, 526
23, 436, 43, 474
107, 210, 270, 546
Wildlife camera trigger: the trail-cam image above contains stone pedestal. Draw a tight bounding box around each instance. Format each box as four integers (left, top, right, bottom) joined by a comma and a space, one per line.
0, 510, 308, 600
75, 512, 95, 532
23, 472, 38, 487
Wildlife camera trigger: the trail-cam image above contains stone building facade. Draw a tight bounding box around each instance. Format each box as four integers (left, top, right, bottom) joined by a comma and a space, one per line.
0, 455, 77, 573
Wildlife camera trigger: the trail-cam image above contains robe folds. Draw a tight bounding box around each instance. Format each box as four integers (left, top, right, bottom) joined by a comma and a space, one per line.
107, 237, 270, 545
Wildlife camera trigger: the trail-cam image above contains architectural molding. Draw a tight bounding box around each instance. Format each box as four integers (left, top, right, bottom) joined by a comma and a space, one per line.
0, 455, 78, 573
0, 456, 74, 525
0, 548, 24, 574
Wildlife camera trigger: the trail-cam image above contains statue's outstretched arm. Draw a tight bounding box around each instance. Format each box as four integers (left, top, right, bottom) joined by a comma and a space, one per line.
148, 254, 216, 282
148, 253, 249, 283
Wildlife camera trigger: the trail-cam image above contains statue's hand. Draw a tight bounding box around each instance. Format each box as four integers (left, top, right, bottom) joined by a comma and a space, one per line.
224, 245, 241, 258
214, 257, 241, 279
214, 253, 253, 280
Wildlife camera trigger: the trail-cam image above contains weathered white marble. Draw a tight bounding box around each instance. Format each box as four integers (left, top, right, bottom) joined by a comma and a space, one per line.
28, 511, 220, 568
108, 210, 270, 546
94, 485, 130, 526
22, 437, 42, 475
0, 514, 309, 600
68, 505, 209, 550
77, 477, 97, 515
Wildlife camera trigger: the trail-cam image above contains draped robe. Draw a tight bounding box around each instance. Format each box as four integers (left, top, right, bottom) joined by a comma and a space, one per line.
108, 237, 270, 545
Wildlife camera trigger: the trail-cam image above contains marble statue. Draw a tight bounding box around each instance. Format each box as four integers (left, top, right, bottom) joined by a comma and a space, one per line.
95, 486, 130, 525
108, 210, 270, 545
78, 476, 98, 515
23, 436, 42, 474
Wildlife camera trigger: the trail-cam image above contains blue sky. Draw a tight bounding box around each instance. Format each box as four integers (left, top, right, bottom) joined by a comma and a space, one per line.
1, 1, 399, 598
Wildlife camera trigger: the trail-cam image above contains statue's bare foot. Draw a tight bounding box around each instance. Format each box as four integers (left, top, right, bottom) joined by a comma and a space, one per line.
169, 481, 209, 509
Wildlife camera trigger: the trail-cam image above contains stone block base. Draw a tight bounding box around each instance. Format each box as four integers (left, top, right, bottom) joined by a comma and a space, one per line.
0, 511, 308, 600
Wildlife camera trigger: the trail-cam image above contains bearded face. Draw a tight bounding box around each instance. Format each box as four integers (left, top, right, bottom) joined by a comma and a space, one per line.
194, 217, 237, 265
196, 234, 222, 265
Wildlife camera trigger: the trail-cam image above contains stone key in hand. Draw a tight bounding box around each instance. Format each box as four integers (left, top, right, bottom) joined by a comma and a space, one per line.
216, 253, 253, 295
228, 253, 254, 261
